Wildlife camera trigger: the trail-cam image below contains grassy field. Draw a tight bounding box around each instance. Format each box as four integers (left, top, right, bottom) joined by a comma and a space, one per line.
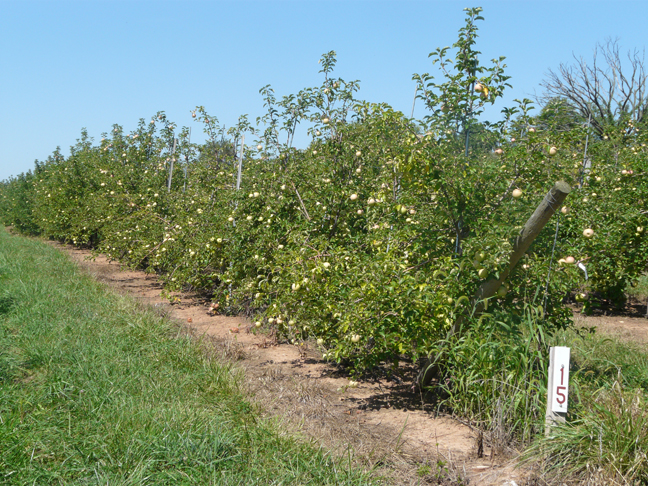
0, 227, 375, 485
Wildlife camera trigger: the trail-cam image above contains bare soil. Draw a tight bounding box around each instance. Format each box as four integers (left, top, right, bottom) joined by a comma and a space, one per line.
47, 240, 648, 485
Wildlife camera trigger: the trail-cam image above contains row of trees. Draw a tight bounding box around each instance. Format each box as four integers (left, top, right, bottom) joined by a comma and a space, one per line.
1, 9, 646, 380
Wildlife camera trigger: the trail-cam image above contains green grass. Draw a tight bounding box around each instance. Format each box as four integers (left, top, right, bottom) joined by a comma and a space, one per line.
0, 227, 375, 485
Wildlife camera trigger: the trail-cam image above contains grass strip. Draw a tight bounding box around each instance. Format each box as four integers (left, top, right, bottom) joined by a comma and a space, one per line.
0, 227, 375, 485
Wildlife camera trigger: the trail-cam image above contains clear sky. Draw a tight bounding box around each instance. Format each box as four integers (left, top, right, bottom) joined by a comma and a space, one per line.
1, 0, 645, 181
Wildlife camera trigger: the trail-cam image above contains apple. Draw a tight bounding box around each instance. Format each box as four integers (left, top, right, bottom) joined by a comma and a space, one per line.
322, 117, 330, 124
621, 170, 628, 175
583, 228, 594, 238
637, 227, 644, 233
351, 334, 361, 343
512, 188, 523, 199
357, 209, 364, 215
317, 338, 324, 345
350, 194, 358, 201
192, 112, 196, 118
494, 148, 503, 155
496, 284, 508, 298
257, 144, 263, 150
367, 198, 376, 205
355, 151, 362, 157
561, 207, 569, 215
474, 82, 484, 92
478, 268, 488, 279
255, 321, 262, 328
474, 252, 486, 262
574, 293, 587, 302
356, 168, 362, 174
528, 127, 536, 133
549, 146, 558, 156
564, 256, 575, 264
315, 130, 321, 136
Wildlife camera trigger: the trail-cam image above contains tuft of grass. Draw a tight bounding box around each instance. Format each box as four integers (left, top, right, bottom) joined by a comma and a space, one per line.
523, 381, 648, 485
0, 227, 375, 485
434, 305, 550, 451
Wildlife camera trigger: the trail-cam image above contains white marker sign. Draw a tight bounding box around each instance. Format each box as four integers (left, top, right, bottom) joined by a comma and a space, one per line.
550, 346, 570, 413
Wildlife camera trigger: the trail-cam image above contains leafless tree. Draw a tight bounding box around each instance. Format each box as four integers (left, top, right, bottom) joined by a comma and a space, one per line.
540, 39, 647, 136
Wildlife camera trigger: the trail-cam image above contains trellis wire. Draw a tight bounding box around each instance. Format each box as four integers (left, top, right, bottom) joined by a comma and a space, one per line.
543, 210, 561, 314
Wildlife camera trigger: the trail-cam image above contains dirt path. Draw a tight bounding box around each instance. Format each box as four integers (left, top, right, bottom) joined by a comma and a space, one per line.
573, 308, 648, 344
47, 240, 643, 485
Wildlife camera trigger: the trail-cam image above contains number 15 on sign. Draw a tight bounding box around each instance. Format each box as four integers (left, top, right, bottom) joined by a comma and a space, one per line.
551, 347, 570, 413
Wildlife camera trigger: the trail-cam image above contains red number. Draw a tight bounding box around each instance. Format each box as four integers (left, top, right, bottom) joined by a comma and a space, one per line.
560, 366, 564, 385
556, 386, 566, 404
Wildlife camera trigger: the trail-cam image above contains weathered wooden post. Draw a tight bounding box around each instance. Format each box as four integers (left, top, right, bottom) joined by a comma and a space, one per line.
419, 181, 572, 387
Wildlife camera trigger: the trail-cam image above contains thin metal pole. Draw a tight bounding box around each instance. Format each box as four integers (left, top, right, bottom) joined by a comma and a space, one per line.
236, 134, 244, 191
410, 86, 418, 119
579, 113, 592, 186
167, 138, 177, 192
183, 128, 191, 194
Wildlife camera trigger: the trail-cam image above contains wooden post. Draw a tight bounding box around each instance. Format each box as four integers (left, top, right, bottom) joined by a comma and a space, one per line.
419, 181, 572, 387
545, 346, 570, 436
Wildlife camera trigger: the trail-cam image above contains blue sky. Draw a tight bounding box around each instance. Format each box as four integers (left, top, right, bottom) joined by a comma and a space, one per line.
1, 0, 645, 181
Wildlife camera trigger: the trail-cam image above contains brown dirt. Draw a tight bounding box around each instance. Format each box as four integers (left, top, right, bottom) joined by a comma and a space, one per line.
46, 240, 648, 486
573, 305, 648, 344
